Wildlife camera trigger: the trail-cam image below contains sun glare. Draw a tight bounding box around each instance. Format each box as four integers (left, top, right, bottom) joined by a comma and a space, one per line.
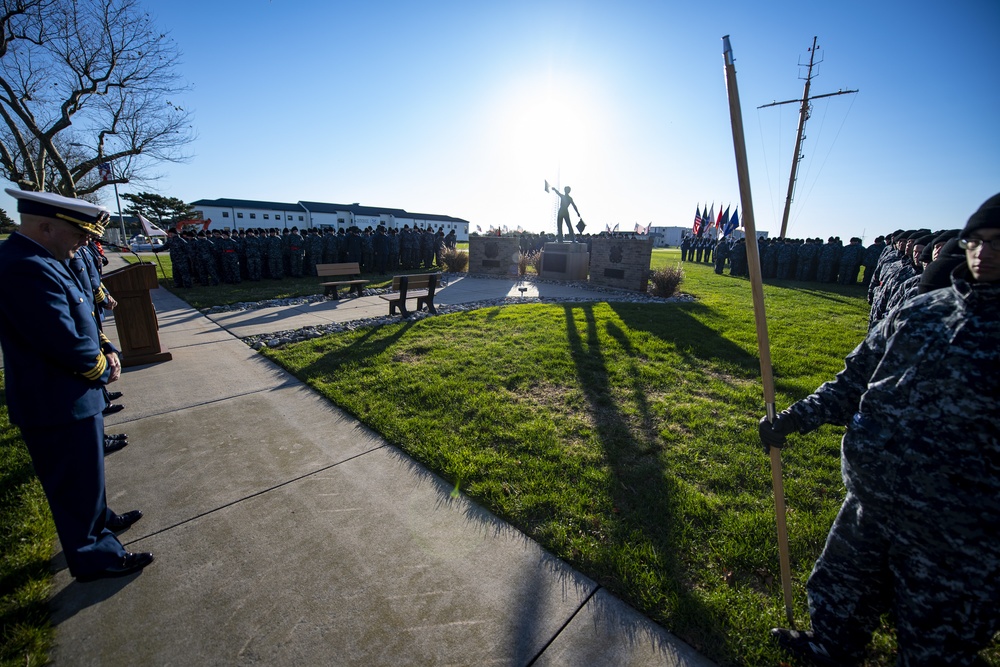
485, 71, 613, 231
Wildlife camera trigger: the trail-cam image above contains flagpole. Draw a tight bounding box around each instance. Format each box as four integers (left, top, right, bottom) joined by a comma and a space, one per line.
722, 35, 795, 628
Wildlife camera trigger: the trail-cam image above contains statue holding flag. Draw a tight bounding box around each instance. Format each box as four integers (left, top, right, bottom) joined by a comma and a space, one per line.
545, 180, 583, 243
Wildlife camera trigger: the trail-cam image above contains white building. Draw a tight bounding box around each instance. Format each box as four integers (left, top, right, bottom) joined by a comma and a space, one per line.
648, 225, 762, 247
649, 226, 689, 247
189, 198, 471, 240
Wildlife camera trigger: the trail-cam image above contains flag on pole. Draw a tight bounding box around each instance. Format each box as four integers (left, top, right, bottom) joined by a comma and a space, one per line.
693, 206, 702, 235
716, 205, 730, 238
705, 204, 714, 237
612, 223, 619, 233
606, 223, 612, 233
139, 214, 167, 237
98, 162, 112, 182
723, 207, 739, 238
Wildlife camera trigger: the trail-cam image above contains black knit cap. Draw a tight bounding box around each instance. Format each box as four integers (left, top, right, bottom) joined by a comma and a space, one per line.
962, 193, 1000, 236
919, 243, 935, 264
918, 255, 967, 294
919, 231, 959, 263
934, 229, 960, 244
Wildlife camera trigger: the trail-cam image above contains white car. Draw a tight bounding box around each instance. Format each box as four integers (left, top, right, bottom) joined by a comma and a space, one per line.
129, 238, 165, 252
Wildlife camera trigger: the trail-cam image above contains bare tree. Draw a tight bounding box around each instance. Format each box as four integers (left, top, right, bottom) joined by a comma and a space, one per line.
0, 0, 193, 199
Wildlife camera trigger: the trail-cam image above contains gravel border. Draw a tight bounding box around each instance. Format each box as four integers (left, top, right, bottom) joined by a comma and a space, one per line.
206, 273, 693, 350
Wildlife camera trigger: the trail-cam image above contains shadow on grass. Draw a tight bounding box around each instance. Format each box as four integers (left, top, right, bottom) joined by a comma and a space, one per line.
609, 300, 761, 376
562, 302, 745, 658
285, 319, 417, 381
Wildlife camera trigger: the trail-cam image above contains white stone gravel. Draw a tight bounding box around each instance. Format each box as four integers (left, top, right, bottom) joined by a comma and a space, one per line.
217, 274, 693, 350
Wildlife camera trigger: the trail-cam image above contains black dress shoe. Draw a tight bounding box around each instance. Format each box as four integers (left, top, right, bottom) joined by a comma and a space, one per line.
105, 433, 128, 441
103, 438, 128, 454
76, 552, 154, 582
107, 509, 143, 531
102, 403, 125, 415
107, 391, 124, 400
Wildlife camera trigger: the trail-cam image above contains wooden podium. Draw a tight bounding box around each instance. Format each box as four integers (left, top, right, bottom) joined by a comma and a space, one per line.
102, 263, 172, 367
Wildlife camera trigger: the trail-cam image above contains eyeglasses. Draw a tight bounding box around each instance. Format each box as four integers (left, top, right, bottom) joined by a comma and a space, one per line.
959, 238, 1000, 251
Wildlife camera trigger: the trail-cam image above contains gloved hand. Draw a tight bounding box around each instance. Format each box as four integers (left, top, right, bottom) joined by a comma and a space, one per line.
758, 410, 801, 453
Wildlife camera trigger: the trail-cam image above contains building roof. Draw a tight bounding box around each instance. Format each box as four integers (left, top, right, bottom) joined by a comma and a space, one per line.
404, 212, 469, 223
194, 197, 469, 224
299, 201, 409, 218
189, 198, 305, 212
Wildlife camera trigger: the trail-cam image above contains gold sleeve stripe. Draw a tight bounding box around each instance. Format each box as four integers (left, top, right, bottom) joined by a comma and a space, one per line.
96, 286, 107, 303
81, 353, 108, 381
99, 332, 111, 345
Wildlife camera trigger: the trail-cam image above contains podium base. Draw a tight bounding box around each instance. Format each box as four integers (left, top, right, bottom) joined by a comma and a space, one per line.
122, 347, 173, 368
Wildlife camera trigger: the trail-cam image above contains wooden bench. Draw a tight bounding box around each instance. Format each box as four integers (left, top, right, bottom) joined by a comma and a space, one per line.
318, 262, 368, 298
378, 273, 441, 316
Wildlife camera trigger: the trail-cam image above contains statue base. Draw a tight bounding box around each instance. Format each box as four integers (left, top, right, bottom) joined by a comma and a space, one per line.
539, 242, 589, 281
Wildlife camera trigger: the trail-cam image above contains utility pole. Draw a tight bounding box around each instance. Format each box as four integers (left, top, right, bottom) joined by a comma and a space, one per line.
758, 36, 857, 239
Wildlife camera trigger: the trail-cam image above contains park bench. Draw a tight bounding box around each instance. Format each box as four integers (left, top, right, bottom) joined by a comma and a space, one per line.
317, 262, 369, 298
378, 273, 441, 316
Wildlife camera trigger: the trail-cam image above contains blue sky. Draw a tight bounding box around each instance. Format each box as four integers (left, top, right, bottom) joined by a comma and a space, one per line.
6, 0, 998, 241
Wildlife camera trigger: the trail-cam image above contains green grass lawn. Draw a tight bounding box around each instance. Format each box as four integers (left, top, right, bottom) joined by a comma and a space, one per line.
4, 247, 996, 665
0, 373, 55, 667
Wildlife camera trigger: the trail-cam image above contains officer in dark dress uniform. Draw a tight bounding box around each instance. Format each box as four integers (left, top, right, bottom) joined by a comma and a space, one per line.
0, 188, 153, 581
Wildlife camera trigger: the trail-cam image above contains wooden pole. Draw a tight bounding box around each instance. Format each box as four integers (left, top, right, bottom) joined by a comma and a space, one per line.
722, 35, 795, 628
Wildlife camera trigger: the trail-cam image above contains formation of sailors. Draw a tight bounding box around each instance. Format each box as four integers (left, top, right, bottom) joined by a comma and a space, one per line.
681, 227, 967, 329
866, 228, 965, 329
160, 225, 458, 287
685, 234, 877, 285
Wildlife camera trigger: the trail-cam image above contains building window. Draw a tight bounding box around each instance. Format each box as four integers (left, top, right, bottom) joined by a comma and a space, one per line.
237, 212, 244, 218
222, 211, 230, 218
250, 213, 256, 219
298, 215, 303, 221
263, 214, 269, 220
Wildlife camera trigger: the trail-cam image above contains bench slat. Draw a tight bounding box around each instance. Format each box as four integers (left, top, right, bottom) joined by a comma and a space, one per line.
316, 263, 367, 298
382, 273, 441, 317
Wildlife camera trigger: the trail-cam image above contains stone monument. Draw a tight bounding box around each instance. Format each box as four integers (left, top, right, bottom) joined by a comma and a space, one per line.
467, 235, 520, 276
588, 236, 654, 292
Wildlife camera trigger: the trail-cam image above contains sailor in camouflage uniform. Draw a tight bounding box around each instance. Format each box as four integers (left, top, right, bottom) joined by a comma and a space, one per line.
322, 227, 339, 264
869, 232, 929, 329
837, 237, 864, 285
867, 230, 905, 304
265, 228, 284, 279
761, 193, 1000, 666
163, 228, 193, 288
860, 235, 886, 290
218, 229, 241, 284
243, 228, 263, 281
287, 227, 305, 277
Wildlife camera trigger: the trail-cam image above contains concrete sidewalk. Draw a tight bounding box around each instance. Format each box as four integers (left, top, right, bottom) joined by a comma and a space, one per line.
46, 270, 715, 666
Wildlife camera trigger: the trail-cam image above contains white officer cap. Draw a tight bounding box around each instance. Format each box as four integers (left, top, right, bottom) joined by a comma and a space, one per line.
5, 188, 110, 237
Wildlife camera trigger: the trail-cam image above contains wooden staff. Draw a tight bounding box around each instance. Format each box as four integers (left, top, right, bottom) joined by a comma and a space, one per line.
722, 35, 795, 628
